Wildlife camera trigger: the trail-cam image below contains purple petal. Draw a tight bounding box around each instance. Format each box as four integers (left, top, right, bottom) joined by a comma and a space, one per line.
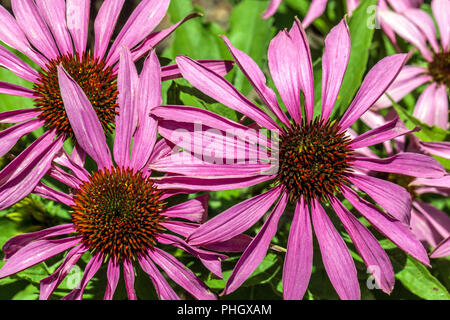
283, 197, 313, 300
94, 0, 125, 59
53, 151, 91, 183
329, 195, 395, 294
262, 0, 282, 19
223, 192, 288, 295
106, 0, 170, 65
311, 198, 360, 300
342, 186, 430, 266
303, 0, 328, 27
321, 19, 351, 121
163, 194, 209, 223
138, 254, 180, 300
187, 186, 282, 246
430, 237, 450, 258
352, 153, 445, 178
104, 258, 120, 300
123, 259, 137, 300
413, 83, 448, 129
0, 81, 36, 98
40, 244, 88, 300
176, 55, 279, 130
0, 45, 39, 82
409, 175, 450, 188
413, 201, 450, 240
0, 109, 41, 124
161, 60, 235, 82
349, 173, 412, 224
419, 141, 450, 160
203, 234, 253, 253
432, 0, 449, 52
0, 237, 81, 279
149, 247, 216, 300
339, 54, 409, 131
58, 66, 113, 170
66, 0, 90, 57
34, 183, 76, 207
404, 8, 440, 53
0, 119, 45, 158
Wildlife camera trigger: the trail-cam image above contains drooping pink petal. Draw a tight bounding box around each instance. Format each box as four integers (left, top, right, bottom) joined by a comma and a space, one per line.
53, 151, 91, 183
0, 131, 64, 210
148, 247, 216, 300
0, 45, 40, 82
163, 194, 209, 223
342, 186, 430, 266
223, 192, 288, 295
34, 183, 75, 207
114, 47, 139, 169
203, 234, 254, 253
321, 19, 351, 121
419, 141, 450, 159
187, 186, 282, 246
413, 201, 450, 240
40, 244, 88, 300
349, 173, 412, 224
57, 66, 113, 170
0, 81, 36, 98
130, 50, 161, 171
329, 195, 395, 294
35, 0, 73, 55
157, 233, 227, 279
430, 237, 450, 258
283, 197, 313, 300
311, 198, 360, 300
262, 0, 283, 19
71, 142, 87, 167
0, 237, 82, 279
352, 153, 445, 178
410, 175, 450, 188
2, 224, 76, 259
404, 8, 440, 53
350, 117, 418, 149
0, 109, 41, 124
161, 60, 235, 82
303, 0, 328, 27
433, 84, 449, 130
413, 83, 445, 128
106, 0, 170, 65
221, 35, 290, 126
346, 0, 359, 14
432, 0, 450, 52
138, 254, 180, 300
104, 258, 120, 300
11, 0, 59, 60
94, 0, 125, 59
62, 253, 103, 300
66, 0, 90, 57
0, 119, 45, 158
373, 66, 431, 109
176, 55, 280, 130
123, 259, 137, 300
411, 207, 442, 248
289, 18, 315, 122
339, 53, 409, 131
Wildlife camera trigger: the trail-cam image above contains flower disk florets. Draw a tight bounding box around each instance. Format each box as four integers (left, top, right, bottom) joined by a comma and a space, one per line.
277, 119, 353, 202
428, 52, 450, 88
71, 167, 166, 261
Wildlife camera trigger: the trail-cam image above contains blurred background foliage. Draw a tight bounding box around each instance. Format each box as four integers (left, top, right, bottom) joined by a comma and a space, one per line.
0, 0, 448, 300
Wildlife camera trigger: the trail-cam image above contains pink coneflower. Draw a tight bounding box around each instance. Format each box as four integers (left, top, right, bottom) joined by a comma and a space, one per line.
0, 48, 235, 300
376, 0, 449, 130
0, 0, 233, 210
152, 18, 445, 300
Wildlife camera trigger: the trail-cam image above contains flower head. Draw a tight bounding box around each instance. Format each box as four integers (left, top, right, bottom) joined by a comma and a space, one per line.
0, 48, 236, 300
153, 18, 445, 299
0, 0, 233, 210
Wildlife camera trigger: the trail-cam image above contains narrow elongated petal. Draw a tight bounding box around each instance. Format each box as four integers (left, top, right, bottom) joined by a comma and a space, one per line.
342, 186, 430, 265
104, 259, 120, 300
0, 109, 41, 124
149, 247, 216, 300
11, 0, 59, 60
430, 237, 450, 258
114, 47, 138, 168
0, 81, 36, 98
349, 174, 412, 224
123, 259, 137, 300
321, 19, 351, 121
0, 237, 82, 279
94, 0, 125, 59
66, 0, 90, 57
413, 83, 442, 128
35, 0, 73, 55
0, 45, 39, 82
432, 0, 449, 52
413, 201, 450, 240
130, 50, 161, 171
433, 84, 449, 129
163, 194, 209, 223
405, 8, 440, 53
283, 197, 313, 300
410, 175, 450, 188
224, 192, 288, 295
221, 35, 290, 126
40, 244, 88, 300
262, 0, 282, 19
138, 255, 180, 300
161, 60, 234, 82
311, 199, 360, 300
176, 55, 279, 130
303, 0, 328, 27
0, 119, 45, 158
2, 224, 75, 259
34, 183, 76, 207
352, 153, 445, 178
106, 0, 170, 65
330, 195, 395, 294
58, 66, 112, 170
339, 54, 409, 131
187, 186, 282, 246
419, 141, 450, 160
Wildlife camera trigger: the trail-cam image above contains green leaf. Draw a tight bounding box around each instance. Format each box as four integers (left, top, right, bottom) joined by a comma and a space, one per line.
333, 0, 377, 117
